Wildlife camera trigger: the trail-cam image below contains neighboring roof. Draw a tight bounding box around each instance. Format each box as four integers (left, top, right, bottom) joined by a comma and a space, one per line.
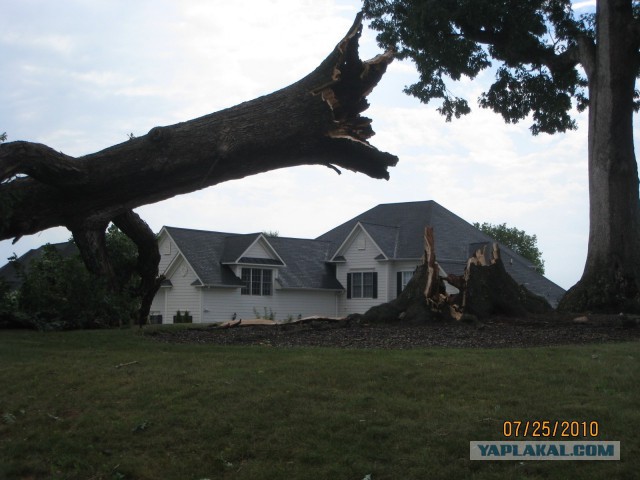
162, 227, 340, 290
0, 242, 79, 290
317, 200, 566, 306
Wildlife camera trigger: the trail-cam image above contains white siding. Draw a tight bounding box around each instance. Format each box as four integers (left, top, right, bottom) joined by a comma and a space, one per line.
201, 287, 338, 323
149, 288, 166, 322
245, 239, 273, 259
335, 228, 389, 316
163, 257, 202, 323
158, 232, 178, 274
270, 290, 339, 320
201, 288, 243, 323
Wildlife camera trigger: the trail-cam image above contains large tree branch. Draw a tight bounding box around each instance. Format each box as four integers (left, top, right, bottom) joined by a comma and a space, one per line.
69, 217, 116, 289
0, 13, 396, 242
112, 210, 163, 326
0, 142, 83, 186
0, 14, 397, 324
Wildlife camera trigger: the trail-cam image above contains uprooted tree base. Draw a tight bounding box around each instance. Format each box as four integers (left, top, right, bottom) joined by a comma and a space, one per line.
0, 14, 397, 325
359, 227, 552, 324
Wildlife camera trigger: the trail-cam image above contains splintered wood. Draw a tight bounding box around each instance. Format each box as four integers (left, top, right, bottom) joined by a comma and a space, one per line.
420, 225, 503, 320
464, 243, 501, 281
423, 226, 439, 301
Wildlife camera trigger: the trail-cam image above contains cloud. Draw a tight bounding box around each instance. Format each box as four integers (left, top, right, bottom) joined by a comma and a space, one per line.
572, 1, 596, 10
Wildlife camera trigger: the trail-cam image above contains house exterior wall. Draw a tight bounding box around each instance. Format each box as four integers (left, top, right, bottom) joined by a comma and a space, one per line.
272, 289, 339, 320
201, 288, 241, 323
150, 288, 166, 318
158, 233, 177, 273
163, 257, 202, 324
201, 287, 339, 323
335, 229, 390, 316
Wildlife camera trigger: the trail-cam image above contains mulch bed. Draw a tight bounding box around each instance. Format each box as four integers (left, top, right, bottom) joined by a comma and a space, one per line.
146, 314, 640, 349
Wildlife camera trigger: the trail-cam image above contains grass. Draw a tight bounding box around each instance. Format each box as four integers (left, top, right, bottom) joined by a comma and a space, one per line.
0, 327, 638, 479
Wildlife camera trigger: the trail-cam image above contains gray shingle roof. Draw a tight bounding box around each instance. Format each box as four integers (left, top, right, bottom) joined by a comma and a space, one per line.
316, 200, 566, 306
164, 227, 341, 290
267, 237, 343, 290
220, 234, 262, 263
164, 227, 244, 287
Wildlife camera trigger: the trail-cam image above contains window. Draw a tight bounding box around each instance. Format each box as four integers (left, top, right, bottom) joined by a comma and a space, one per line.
397, 271, 414, 297
347, 272, 377, 299
241, 268, 272, 296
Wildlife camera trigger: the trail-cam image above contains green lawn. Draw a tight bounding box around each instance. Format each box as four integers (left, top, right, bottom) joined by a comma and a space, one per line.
1, 328, 638, 479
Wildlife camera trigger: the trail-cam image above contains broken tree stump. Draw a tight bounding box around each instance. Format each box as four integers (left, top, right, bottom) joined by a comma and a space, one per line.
361, 226, 552, 323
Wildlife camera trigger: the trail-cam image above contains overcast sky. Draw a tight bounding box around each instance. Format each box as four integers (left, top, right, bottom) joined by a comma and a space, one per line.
0, 0, 618, 291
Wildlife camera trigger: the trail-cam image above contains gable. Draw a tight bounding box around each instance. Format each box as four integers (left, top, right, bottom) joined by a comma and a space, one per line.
220, 234, 285, 266
166, 255, 193, 280
158, 229, 178, 273
245, 238, 272, 258
163, 227, 244, 287
330, 223, 386, 262
239, 236, 285, 266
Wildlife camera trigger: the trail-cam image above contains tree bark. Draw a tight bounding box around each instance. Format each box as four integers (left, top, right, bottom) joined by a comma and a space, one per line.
0, 14, 397, 322
558, 0, 640, 313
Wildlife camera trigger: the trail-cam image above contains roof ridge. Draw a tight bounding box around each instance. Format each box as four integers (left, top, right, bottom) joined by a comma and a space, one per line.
359, 221, 399, 228
269, 236, 334, 243
164, 225, 236, 236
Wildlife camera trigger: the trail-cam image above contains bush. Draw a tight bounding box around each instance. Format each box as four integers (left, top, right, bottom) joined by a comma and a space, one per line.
173, 310, 193, 324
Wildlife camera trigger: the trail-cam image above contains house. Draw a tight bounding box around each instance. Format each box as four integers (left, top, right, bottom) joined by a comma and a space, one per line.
0, 242, 79, 290
150, 201, 565, 324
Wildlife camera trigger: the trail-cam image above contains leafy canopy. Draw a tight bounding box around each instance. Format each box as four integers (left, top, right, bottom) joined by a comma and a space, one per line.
363, 0, 599, 134
474, 222, 545, 274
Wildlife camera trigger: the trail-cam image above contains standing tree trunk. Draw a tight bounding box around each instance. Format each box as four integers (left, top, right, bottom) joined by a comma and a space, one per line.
558, 0, 640, 313
0, 14, 397, 323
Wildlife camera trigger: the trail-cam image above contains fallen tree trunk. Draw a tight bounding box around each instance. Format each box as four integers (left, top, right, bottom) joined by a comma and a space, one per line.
0, 14, 397, 324
361, 227, 552, 323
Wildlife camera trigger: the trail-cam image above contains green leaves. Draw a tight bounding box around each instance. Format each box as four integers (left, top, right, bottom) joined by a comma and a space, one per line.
473, 222, 545, 274
479, 66, 577, 134
363, 0, 588, 133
